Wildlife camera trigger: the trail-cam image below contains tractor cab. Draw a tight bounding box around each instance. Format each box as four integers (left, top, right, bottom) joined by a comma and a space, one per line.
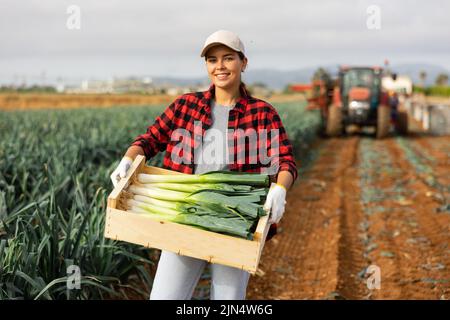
339, 66, 383, 125
322, 65, 407, 138
306, 64, 408, 139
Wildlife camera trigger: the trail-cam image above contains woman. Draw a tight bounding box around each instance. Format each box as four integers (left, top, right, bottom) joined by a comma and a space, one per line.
110, 30, 298, 300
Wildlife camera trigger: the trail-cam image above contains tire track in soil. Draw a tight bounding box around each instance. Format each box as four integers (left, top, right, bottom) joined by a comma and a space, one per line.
247, 136, 369, 299
334, 136, 371, 299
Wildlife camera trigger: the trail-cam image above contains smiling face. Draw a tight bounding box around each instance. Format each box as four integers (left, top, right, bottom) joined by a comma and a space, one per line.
205, 45, 247, 91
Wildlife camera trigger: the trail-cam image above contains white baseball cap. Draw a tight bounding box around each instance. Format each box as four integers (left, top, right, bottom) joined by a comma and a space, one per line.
200, 30, 245, 58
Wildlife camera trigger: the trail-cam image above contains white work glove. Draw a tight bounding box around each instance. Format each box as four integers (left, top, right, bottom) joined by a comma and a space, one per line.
263, 183, 287, 224
110, 157, 133, 187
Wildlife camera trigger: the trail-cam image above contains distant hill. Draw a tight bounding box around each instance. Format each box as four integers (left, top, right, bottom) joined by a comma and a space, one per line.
149, 66, 324, 90
242, 67, 320, 90
242, 63, 449, 90
150, 76, 208, 87
149, 63, 449, 91
41, 63, 446, 92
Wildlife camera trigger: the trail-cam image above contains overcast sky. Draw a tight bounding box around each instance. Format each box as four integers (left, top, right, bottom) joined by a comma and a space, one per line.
0, 0, 449, 84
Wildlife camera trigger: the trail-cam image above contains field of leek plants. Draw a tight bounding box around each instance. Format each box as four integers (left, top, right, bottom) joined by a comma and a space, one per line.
0, 100, 320, 299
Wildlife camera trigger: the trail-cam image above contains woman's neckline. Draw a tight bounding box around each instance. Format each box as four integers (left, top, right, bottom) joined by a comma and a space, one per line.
213, 98, 235, 108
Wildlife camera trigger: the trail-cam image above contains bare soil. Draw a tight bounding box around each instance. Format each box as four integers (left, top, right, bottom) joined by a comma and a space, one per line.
247, 123, 449, 300
0, 92, 305, 111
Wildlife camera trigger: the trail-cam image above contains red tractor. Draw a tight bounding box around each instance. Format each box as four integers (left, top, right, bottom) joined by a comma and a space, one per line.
306, 77, 335, 137
306, 79, 333, 111
309, 66, 408, 138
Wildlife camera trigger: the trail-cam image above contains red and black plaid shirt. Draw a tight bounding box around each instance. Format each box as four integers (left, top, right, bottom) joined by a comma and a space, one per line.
131, 83, 298, 239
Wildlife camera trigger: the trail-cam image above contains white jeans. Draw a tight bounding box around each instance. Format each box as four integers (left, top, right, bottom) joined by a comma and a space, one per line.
149, 250, 251, 300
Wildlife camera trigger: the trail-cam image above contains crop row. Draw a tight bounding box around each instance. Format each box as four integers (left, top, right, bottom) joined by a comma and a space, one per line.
0, 101, 319, 299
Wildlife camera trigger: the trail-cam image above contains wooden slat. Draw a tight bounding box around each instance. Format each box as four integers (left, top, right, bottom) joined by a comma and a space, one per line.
253, 215, 270, 242
104, 157, 268, 274
108, 155, 146, 205
141, 165, 185, 175
105, 208, 260, 273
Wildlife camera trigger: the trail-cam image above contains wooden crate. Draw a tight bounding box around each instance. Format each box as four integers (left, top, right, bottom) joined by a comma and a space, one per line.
104, 155, 271, 274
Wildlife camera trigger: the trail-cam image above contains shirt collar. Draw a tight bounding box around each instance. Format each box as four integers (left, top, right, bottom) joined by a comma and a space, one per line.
200, 83, 250, 114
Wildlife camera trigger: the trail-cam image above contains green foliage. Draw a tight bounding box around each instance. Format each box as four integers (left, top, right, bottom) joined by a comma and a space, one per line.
0, 105, 165, 299
275, 101, 321, 166
0, 101, 319, 299
435, 73, 449, 86
312, 67, 334, 89
0, 85, 57, 93
413, 85, 450, 97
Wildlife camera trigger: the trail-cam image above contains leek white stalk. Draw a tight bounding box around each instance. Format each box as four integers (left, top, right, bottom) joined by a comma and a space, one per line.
128, 185, 189, 202
134, 194, 178, 210
127, 198, 179, 216
128, 205, 175, 221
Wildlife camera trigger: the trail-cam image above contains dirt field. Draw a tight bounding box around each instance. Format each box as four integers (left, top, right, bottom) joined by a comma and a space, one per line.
0, 93, 175, 110
247, 121, 450, 300
0, 92, 306, 110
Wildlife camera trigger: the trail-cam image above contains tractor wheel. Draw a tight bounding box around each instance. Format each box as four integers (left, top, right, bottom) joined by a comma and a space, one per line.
326, 105, 343, 137
376, 105, 391, 139
396, 111, 408, 135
